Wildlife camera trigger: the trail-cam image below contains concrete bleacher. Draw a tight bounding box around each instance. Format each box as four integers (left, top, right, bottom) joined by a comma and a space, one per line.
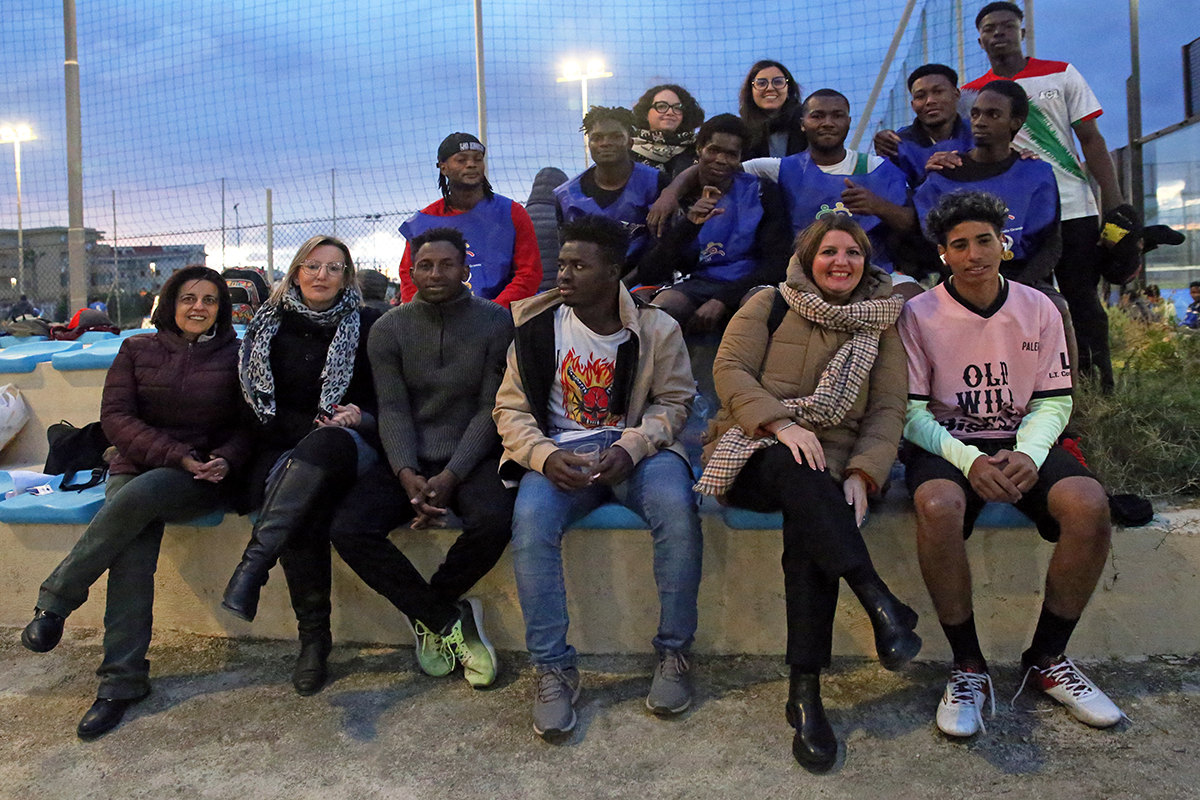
1, 355, 1197, 663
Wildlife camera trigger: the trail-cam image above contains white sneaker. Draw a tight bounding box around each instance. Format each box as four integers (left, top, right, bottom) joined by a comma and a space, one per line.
1015, 656, 1124, 728
936, 667, 995, 737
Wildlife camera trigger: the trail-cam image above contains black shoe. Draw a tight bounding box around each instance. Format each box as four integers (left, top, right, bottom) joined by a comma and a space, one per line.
785, 672, 838, 773
77, 690, 150, 740
850, 577, 922, 671
21, 608, 65, 653
291, 634, 332, 696
222, 459, 331, 622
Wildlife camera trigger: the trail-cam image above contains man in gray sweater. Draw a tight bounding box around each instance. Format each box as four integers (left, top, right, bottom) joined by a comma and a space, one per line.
328, 227, 515, 689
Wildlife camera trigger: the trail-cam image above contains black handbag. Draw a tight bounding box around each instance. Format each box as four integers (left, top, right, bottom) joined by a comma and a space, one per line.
44, 420, 110, 491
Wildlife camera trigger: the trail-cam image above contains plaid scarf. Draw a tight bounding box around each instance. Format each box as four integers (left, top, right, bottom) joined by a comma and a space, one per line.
694, 284, 903, 497
239, 283, 363, 423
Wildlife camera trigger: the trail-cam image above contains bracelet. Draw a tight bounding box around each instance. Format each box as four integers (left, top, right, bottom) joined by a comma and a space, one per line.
775, 421, 798, 435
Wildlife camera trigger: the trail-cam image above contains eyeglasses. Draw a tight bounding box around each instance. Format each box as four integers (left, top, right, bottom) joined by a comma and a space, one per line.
752, 76, 789, 91
299, 261, 347, 275
650, 101, 684, 114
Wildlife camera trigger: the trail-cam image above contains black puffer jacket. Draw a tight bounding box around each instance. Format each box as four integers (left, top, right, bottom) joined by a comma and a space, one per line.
101, 326, 249, 476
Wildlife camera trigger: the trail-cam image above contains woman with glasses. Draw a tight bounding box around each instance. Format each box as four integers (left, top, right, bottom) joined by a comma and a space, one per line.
21, 266, 248, 739
739, 60, 808, 159
630, 84, 705, 179
221, 235, 382, 696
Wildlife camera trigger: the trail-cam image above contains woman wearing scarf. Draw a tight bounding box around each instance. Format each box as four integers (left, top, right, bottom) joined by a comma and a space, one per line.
630, 84, 704, 180
695, 216, 919, 772
738, 60, 808, 159
222, 235, 382, 696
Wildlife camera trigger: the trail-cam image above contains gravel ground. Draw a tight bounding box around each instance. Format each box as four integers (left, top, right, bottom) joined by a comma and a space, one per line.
1, 628, 1198, 800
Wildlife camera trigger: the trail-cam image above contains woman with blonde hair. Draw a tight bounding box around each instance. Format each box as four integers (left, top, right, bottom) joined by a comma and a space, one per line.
696, 215, 919, 771
221, 235, 382, 695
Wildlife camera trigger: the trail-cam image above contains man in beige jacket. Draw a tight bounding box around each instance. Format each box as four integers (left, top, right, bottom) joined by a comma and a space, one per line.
493, 214, 701, 739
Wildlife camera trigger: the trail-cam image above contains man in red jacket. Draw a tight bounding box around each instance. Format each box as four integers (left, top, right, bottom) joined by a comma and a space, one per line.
398, 132, 541, 308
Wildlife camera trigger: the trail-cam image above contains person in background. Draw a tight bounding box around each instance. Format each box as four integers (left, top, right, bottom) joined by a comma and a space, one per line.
22, 266, 248, 739
221, 235, 382, 697
695, 215, 919, 772
965, 1, 1124, 389
1178, 282, 1200, 328
358, 269, 392, 313
874, 64, 975, 189
398, 132, 541, 308
556, 107, 669, 273
738, 60, 807, 159
637, 113, 791, 333
630, 84, 705, 179
1143, 285, 1174, 325
8, 294, 36, 320
527, 167, 570, 292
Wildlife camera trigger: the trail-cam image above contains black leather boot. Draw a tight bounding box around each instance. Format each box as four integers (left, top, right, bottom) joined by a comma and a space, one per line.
221, 459, 329, 622
785, 669, 837, 772
281, 536, 333, 696
849, 574, 922, 671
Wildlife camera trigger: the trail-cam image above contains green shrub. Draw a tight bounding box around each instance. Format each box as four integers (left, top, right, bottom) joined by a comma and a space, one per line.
1072, 309, 1200, 496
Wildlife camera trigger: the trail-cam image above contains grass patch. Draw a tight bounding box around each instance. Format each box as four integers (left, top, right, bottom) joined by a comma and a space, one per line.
1072, 309, 1200, 497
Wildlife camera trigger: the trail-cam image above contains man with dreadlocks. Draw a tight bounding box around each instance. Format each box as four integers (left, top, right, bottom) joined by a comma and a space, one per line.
555, 106, 669, 272
398, 132, 542, 307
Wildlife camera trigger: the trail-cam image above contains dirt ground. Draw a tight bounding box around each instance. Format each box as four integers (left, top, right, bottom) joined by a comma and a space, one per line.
2, 628, 1198, 800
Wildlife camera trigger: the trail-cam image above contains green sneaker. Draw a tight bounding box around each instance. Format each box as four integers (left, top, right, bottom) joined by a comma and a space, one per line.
443, 598, 497, 688
411, 619, 455, 678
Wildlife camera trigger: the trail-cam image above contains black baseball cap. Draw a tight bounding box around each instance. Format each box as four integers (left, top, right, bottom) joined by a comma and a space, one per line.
437, 132, 486, 164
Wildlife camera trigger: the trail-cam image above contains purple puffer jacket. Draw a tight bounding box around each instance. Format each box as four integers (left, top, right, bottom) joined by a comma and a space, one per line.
100, 326, 251, 476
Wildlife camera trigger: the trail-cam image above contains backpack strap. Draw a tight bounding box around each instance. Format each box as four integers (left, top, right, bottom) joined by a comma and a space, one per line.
60, 466, 108, 492
758, 288, 791, 379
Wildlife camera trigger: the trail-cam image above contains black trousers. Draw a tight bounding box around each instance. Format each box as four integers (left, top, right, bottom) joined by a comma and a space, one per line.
1056, 216, 1114, 388
328, 456, 514, 631
726, 445, 874, 670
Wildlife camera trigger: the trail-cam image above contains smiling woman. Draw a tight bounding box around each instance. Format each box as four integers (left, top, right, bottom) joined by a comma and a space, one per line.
630, 83, 705, 179
738, 60, 808, 159
695, 215, 915, 772
22, 264, 246, 740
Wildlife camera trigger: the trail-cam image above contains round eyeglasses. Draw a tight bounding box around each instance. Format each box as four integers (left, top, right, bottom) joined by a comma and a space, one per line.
752, 76, 788, 91
299, 261, 347, 275
650, 101, 684, 114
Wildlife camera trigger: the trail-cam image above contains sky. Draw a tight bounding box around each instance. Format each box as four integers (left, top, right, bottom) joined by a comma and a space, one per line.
0, 0, 1195, 276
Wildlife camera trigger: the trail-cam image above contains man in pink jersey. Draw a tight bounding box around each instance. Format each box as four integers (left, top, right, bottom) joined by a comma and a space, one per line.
898, 190, 1122, 739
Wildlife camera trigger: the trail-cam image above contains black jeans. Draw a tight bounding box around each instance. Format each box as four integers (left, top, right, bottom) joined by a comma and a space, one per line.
328, 456, 514, 631
726, 445, 874, 670
1056, 216, 1113, 388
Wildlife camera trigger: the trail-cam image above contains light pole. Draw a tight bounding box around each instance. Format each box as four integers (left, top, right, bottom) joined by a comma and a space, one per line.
557, 59, 611, 169
1, 126, 36, 295
234, 203, 241, 249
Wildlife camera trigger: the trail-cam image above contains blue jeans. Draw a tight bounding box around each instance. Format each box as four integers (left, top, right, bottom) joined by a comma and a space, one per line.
511, 431, 702, 670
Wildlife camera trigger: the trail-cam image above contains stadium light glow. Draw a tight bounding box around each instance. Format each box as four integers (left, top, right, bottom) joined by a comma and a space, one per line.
1, 125, 36, 295
556, 58, 612, 168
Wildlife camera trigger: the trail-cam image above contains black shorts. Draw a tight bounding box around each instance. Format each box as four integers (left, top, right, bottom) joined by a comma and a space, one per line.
657, 276, 731, 307
902, 439, 1095, 542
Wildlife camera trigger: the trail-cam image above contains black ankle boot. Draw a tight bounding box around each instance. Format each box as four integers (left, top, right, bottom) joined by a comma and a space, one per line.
221, 459, 329, 622
849, 574, 922, 671
292, 632, 332, 695
785, 670, 837, 772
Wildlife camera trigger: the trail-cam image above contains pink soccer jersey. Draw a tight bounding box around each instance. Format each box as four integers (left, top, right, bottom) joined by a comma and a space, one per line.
898, 279, 1072, 440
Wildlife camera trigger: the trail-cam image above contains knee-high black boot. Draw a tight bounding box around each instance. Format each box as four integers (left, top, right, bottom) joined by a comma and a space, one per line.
222, 459, 330, 622
846, 570, 922, 671
786, 668, 837, 772
280, 538, 333, 695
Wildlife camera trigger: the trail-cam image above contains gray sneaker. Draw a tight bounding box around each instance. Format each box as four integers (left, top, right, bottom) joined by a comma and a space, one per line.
646, 650, 692, 716
532, 667, 581, 738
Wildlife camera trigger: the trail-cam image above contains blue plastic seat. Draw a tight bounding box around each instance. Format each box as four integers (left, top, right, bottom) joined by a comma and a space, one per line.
52, 338, 126, 371
570, 502, 647, 529
0, 335, 48, 348
0, 471, 107, 524
0, 340, 84, 373
75, 331, 117, 344
119, 328, 154, 339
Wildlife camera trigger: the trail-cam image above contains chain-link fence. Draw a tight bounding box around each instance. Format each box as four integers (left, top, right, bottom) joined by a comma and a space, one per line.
3, 0, 1018, 321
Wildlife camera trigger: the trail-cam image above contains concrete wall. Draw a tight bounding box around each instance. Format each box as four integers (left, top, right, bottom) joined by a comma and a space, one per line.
2, 361, 1198, 660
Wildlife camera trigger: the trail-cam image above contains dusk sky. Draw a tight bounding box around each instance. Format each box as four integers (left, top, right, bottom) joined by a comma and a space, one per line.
2, 0, 1195, 274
